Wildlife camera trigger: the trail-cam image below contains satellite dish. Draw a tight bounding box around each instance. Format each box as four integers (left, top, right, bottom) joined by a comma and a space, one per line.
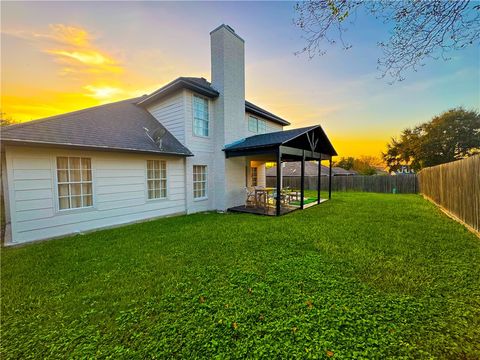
150, 127, 166, 148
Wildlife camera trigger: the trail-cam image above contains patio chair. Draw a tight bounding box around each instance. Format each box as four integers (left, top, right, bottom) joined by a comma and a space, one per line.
281, 188, 292, 205
269, 190, 291, 208
245, 187, 256, 208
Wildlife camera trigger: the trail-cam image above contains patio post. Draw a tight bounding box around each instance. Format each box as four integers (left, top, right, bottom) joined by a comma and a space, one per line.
276, 149, 282, 216
317, 157, 321, 204
300, 150, 305, 209
328, 158, 332, 199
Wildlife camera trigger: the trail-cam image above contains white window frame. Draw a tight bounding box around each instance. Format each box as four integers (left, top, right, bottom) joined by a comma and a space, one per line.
56, 156, 93, 211
251, 167, 258, 186
193, 95, 209, 137
146, 160, 168, 200
193, 165, 208, 200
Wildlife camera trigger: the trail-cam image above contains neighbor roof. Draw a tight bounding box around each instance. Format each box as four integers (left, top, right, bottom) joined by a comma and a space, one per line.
224, 125, 337, 156
137, 77, 291, 126
332, 167, 358, 175
266, 162, 331, 177
266, 163, 356, 176
1, 97, 193, 156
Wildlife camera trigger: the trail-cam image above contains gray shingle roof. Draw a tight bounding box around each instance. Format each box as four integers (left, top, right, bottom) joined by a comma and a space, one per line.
1, 97, 193, 156
137, 77, 220, 107
266, 162, 331, 177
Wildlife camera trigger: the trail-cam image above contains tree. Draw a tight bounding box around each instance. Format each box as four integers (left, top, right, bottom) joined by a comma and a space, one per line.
295, 1, 480, 82
383, 107, 480, 172
334, 156, 380, 175
334, 156, 354, 170
0, 111, 18, 127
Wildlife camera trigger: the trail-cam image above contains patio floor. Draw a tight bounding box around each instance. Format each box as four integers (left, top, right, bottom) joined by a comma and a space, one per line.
228, 198, 328, 216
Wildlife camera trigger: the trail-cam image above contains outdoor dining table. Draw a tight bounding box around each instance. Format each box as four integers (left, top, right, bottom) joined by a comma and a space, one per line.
254, 187, 275, 209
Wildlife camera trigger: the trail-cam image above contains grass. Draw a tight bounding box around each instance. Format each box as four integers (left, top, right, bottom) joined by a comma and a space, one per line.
1, 192, 479, 359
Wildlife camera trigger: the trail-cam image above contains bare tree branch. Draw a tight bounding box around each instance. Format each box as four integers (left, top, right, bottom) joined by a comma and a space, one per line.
295, 0, 480, 82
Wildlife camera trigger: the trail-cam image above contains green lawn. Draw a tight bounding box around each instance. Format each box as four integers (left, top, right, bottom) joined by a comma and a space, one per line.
1, 192, 479, 359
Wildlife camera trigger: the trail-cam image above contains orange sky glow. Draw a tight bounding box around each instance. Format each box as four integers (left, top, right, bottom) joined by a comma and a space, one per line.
2, 2, 478, 162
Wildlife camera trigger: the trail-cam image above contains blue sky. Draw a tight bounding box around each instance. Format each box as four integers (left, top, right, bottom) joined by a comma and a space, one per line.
2, 1, 479, 157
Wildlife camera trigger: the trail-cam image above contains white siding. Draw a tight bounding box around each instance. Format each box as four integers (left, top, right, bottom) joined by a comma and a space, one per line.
146, 91, 186, 145
245, 112, 283, 135
183, 90, 216, 213
5, 146, 186, 244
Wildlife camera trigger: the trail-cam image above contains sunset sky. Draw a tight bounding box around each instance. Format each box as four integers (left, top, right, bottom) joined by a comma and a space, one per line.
2, 1, 479, 158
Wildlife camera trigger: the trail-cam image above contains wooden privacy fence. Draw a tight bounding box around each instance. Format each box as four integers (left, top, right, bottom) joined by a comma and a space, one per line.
266, 174, 418, 194
418, 155, 480, 234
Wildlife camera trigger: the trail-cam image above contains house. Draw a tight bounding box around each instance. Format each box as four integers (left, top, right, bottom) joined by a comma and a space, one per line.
265, 162, 357, 177
1, 24, 336, 245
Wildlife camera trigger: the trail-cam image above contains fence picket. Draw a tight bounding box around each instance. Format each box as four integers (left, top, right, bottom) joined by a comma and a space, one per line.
418, 155, 479, 234
266, 174, 418, 194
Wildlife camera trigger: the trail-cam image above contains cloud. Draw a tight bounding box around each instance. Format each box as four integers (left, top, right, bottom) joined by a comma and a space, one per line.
44, 24, 123, 74
45, 24, 91, 47
46, 49, 122, 73
4, 24, 123, 74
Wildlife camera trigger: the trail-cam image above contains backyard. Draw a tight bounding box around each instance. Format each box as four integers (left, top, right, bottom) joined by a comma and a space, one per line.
1, 192, 479, 359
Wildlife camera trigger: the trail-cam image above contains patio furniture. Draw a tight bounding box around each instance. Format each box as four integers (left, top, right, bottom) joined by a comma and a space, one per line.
288, 190, 301, 202
245, 187, 256, 207
255, 187, 275, 213
269, 189, 292, 207
281, 189, 292, 205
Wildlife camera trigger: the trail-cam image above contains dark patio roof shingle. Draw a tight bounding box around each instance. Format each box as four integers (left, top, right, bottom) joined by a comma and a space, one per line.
1, 97, 193, 156
224, 125, 337, 156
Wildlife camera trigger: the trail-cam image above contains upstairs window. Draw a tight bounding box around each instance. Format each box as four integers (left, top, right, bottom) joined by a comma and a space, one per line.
248, 116, 257, 132
56, 157, 93, 210
147, 160, 167, 199
248, 116, 267, 134
193, 95, 209, 137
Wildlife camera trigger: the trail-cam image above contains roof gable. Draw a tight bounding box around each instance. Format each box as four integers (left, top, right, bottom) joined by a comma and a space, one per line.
138, 77, 291, 126
224, 125, 336, 155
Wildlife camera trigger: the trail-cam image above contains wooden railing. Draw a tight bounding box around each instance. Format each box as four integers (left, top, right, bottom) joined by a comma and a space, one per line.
418, 155, 480, 234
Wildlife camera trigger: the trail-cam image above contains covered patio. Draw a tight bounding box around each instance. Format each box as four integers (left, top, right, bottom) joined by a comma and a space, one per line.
224, 125, 337, 216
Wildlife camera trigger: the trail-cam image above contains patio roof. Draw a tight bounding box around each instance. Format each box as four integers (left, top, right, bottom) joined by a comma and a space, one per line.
223, 125, 337, 160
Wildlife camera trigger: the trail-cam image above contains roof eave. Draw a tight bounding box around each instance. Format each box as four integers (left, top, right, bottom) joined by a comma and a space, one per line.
245, 103, 291, 126
1, 139, 194, 157
137, 78, 219, 107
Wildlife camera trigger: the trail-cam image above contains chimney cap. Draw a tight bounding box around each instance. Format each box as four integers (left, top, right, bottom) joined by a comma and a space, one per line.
210, 24, 244, 42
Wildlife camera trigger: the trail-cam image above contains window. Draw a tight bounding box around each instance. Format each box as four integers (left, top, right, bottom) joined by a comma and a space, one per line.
147, 160, 167, 199
193, 95, 209, 136
258, 119, 267, 134
248, 116, 257, 132
251, 167, 258, 186
248, 116, 267, 134
193, 165, 207, 199
56, 157, 93, 210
